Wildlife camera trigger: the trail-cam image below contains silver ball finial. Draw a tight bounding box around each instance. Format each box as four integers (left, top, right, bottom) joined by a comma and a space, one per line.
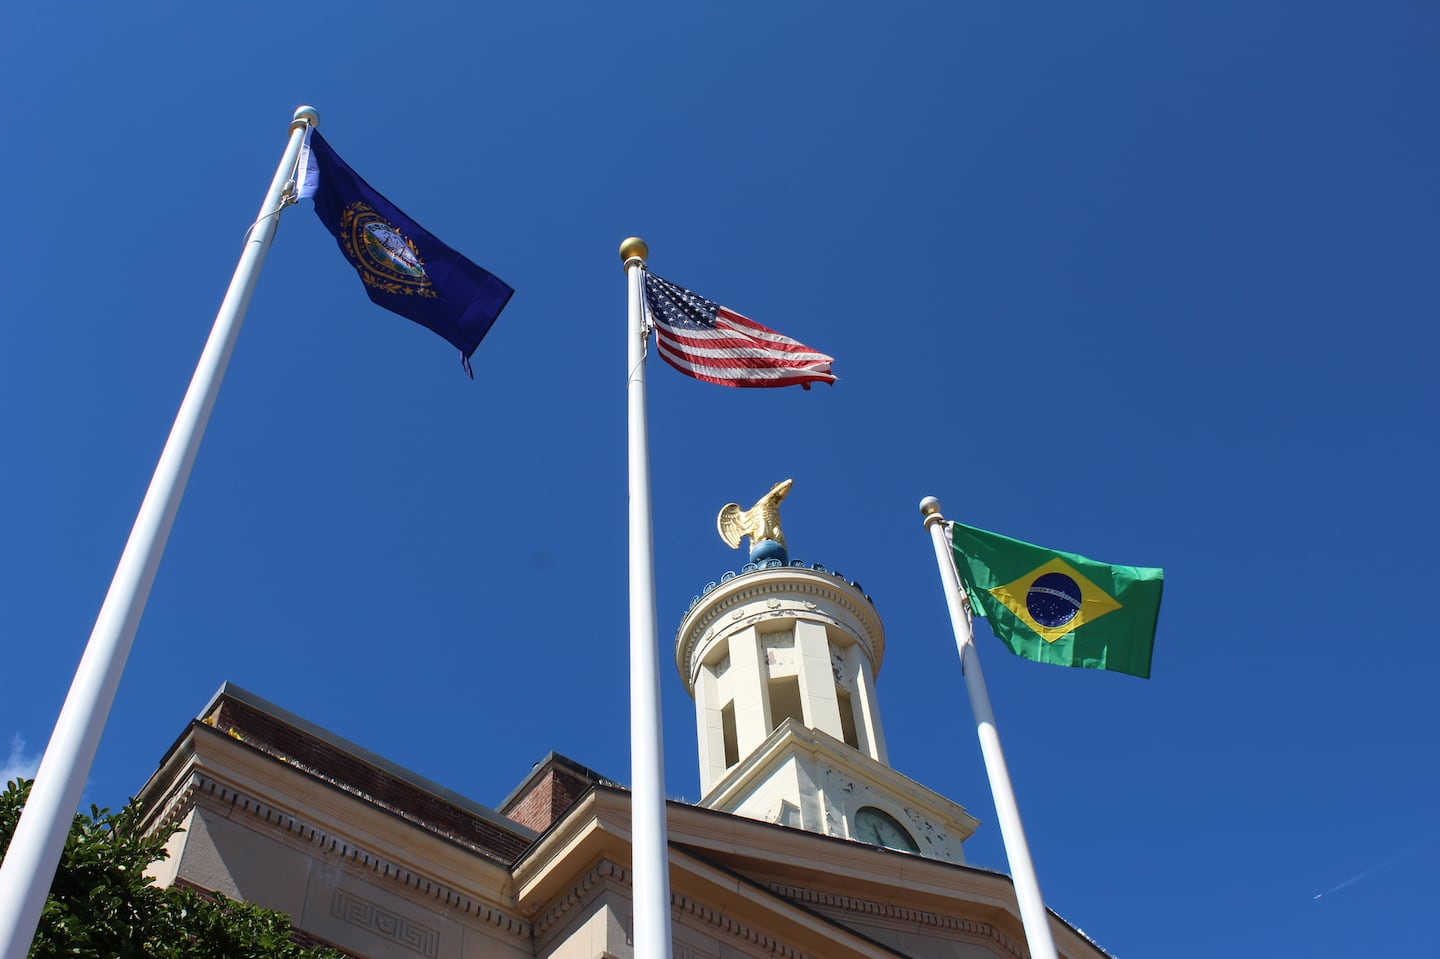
292, 105, 320, 130
919, 496, 943, 518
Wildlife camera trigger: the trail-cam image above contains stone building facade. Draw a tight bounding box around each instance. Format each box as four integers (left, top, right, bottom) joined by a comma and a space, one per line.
138, 556, 1110, 959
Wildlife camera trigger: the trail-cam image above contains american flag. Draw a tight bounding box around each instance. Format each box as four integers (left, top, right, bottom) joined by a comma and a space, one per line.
642, 272, 836, 388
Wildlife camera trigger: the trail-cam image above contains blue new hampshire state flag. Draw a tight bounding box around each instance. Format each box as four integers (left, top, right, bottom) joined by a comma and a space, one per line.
297, 128, 513, 375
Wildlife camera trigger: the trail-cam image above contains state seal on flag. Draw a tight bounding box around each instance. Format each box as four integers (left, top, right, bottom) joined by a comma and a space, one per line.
339, 203, 438, 298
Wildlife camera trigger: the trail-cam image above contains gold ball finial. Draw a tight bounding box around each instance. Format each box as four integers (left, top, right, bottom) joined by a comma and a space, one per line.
619, 236, 649, 264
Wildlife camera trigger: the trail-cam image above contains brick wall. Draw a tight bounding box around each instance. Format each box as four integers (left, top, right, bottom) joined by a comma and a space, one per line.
204, 697, 532, 864
499, 756, 606, 833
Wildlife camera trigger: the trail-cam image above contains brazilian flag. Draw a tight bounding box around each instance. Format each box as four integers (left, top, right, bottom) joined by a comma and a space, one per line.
949, 522, 1164, 679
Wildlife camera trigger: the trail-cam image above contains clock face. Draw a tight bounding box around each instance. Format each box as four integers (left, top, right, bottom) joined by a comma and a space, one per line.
853, 806, 919, 853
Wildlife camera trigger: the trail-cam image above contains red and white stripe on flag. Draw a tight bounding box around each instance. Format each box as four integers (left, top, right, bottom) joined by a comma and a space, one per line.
644, 272, 836, 389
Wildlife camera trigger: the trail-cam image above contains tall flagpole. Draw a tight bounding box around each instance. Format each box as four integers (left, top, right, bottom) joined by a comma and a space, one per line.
919, 496, 1060, 959
0, 105, 320, 959
620, 237, 674, 959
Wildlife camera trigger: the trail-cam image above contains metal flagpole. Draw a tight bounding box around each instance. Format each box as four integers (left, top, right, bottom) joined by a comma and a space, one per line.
919, 496, 1060, 959
0, 105, 320, 959
620, 237, 674, 959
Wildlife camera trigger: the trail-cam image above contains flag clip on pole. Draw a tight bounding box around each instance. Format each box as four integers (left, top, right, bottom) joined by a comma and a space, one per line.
920, 497, 1060, 959
0, 106, 320, 959
620, 237, 675, 959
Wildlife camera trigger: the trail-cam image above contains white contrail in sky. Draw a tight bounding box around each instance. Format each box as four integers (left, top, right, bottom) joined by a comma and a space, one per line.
1313, 839, 1433, 900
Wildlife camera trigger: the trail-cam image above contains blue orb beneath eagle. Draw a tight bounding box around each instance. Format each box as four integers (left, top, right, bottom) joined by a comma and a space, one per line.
1026, 572, 1082, 628
749, 538, 789, 565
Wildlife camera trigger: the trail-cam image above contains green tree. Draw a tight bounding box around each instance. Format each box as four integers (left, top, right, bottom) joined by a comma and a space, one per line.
0, 779, 346, 959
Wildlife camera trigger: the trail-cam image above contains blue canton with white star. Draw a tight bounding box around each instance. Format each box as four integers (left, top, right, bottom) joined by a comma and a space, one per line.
646, 274, 720, 329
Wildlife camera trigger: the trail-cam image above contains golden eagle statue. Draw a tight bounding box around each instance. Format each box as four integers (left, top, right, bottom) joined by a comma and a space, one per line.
718, 478, 794, 553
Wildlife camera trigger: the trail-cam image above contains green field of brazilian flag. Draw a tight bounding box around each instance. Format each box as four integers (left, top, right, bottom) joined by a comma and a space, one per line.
949, 522, 1164, 678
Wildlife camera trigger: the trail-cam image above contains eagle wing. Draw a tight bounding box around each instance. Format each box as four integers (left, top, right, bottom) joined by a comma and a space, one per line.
717, 503, 752, 549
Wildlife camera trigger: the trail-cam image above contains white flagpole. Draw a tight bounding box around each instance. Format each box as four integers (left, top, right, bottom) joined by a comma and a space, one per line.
919, 496, 1060, 959
0, 105, 320, 959
620, 237, 674, 959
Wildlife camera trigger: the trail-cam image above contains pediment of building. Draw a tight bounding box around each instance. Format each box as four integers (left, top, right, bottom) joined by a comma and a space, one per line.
699, 719, 980, 859
518, 788, 1107, 959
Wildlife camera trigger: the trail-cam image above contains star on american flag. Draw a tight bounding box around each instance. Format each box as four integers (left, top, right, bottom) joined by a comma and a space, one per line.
642, 272, 836, 389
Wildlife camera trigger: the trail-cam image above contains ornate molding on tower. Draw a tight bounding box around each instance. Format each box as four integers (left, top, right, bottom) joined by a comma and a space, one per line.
675, 564, 885, 694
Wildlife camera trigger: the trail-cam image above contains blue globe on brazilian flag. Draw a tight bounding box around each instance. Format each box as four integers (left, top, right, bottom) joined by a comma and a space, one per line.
949, 522, 1164, 678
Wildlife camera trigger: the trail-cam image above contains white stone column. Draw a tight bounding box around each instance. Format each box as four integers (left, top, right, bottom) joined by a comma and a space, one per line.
726, 627, 771, 758
693, 664, 729, 794
794, 621, 844, 741
853, 653, 889, 765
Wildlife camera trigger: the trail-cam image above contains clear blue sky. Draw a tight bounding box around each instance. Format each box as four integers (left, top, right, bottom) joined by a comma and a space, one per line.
3, 3, 1436, 956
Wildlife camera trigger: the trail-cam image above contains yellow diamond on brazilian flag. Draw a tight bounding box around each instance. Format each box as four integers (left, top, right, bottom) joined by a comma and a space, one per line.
949, 521, 1164, 679
988, 557, 1123, 643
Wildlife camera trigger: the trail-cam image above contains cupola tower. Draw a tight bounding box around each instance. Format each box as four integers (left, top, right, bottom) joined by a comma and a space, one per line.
675, 480, 979, 861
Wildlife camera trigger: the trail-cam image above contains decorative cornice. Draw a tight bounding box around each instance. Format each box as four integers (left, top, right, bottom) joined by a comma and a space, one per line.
686, 561, 874, 614
535, 858, 815, 959
532, 859, 627, 937
675, 567, 886, 692
193, 711, 529, 863
763, 883, 1026, 959
159, 770, 994, 959
674, 887, 817, 959
164, 770, 531, 942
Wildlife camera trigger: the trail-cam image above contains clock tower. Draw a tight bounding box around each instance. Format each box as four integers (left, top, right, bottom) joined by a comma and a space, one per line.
674, 481, 979, 862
